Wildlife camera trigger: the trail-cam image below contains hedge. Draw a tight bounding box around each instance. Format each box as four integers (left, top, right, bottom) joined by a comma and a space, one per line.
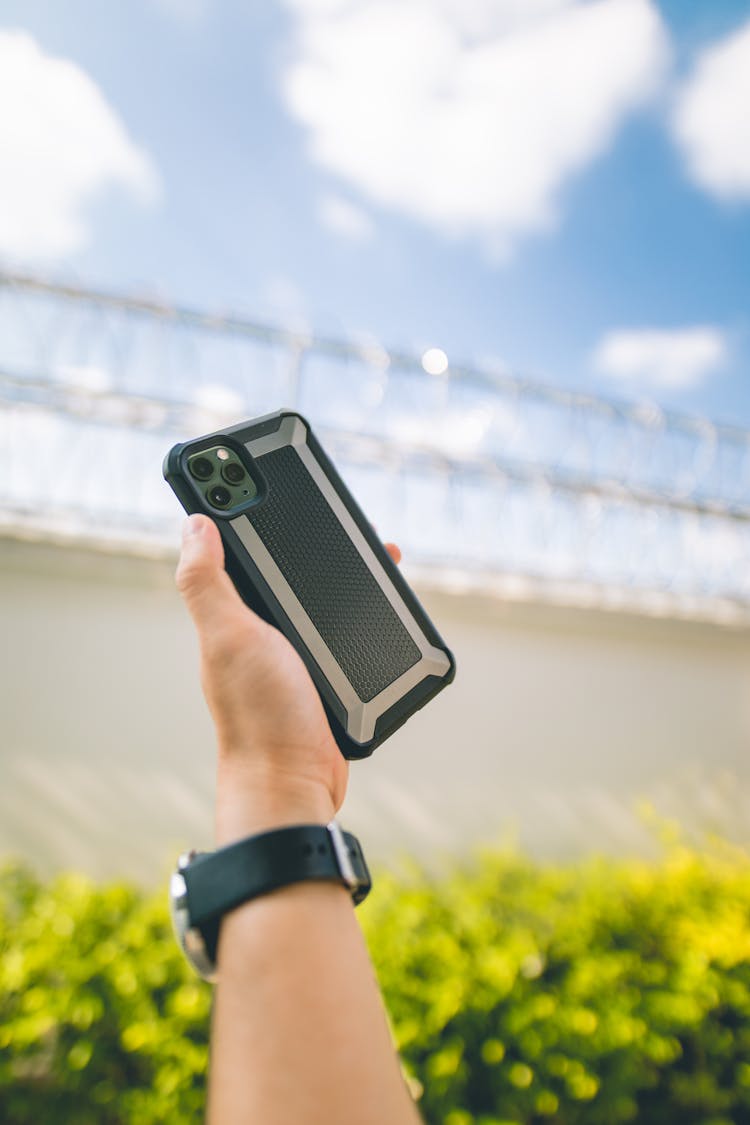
2, 842, 750, 1124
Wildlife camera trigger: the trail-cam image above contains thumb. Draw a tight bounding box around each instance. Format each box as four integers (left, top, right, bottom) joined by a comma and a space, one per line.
175, 514, 246, 634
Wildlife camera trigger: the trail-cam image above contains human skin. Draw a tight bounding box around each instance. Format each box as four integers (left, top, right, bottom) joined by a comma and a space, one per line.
176, 513, 420, 1125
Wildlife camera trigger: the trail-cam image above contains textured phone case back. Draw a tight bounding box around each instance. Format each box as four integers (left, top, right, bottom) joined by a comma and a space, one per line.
246, 444, 421, 701
229, 414, 453, 747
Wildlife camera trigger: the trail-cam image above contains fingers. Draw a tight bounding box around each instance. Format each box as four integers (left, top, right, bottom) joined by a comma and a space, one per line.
177, 515, 401, 643
176, 515, 250, 636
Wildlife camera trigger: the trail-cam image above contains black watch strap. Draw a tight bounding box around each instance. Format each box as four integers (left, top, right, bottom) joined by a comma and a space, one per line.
182, 823, 371, 965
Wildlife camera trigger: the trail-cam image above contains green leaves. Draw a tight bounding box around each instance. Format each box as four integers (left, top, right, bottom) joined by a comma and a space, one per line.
2, 843, 750, 1123
359, 844, 750, 1125
0, 862, 209, 1123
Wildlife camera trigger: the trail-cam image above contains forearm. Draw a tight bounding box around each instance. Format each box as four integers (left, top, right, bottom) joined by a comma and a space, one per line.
207, 768, 422, 1125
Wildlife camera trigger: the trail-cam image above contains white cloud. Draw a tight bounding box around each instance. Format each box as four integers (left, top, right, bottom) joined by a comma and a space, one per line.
0, 30, 160, 262
281, 0, 668, 256
592, 326, 727, 390
318, 193, 374, 239
390, 404, 494, 457
672, 18, 750, 201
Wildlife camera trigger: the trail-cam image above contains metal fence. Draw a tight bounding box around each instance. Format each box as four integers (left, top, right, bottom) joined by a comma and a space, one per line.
1, 270, 749, 622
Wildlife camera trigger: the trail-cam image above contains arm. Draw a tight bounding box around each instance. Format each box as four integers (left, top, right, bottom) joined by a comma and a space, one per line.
176, 514, 420, 1125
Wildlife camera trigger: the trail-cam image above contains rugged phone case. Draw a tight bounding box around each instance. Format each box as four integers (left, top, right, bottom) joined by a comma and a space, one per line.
163, 410, 455, 759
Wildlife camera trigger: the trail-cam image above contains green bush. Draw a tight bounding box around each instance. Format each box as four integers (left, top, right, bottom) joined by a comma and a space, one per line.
2, 843, 750, 1123
0, 865, 209, 1124
362, 844, 750, 1125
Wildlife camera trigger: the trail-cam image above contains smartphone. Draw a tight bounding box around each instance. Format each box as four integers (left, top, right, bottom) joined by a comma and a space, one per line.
163, 410, 455, 759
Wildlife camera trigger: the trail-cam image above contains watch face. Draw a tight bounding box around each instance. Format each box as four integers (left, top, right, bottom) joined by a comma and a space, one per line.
169, 857, 217, 983
169, 869, 189, 942
183, 928, 218, 983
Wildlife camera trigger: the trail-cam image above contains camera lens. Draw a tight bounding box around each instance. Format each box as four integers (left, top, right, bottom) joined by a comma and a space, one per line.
221, 461, 246, 485
208, 485, 232, 509
189, 456, 214, 481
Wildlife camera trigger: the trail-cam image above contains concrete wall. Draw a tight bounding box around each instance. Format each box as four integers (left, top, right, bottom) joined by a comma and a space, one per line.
2, 533, 750, 883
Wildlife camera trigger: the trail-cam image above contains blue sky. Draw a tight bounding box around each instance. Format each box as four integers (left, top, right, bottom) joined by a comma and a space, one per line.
1, 0, 749, 427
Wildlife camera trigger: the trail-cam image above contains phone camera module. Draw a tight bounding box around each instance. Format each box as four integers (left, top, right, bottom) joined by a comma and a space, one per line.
189, 456, 214, 481
221, 461, 246, 485
208, 484, 232, 509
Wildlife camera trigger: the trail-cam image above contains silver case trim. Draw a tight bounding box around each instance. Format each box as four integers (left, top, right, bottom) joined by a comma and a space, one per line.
232, 415, 450, 744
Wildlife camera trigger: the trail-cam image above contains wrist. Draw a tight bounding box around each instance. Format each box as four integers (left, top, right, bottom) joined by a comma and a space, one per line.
214, 757, 337, 846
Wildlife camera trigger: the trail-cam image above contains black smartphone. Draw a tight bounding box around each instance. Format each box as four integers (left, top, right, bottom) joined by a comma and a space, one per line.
163, 410, 455, 759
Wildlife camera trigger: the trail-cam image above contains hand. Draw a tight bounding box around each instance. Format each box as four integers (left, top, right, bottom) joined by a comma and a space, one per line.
176, 513, 401, 844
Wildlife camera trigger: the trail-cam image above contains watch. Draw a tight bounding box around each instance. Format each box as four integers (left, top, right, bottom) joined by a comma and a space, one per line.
169, 820, 372, 981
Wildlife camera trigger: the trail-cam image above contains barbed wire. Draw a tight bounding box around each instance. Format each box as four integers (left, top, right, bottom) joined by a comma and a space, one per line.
1, 269, 749, 622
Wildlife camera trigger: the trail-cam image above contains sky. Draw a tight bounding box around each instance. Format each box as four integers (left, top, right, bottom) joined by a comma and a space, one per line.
1, 0, 749, 428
